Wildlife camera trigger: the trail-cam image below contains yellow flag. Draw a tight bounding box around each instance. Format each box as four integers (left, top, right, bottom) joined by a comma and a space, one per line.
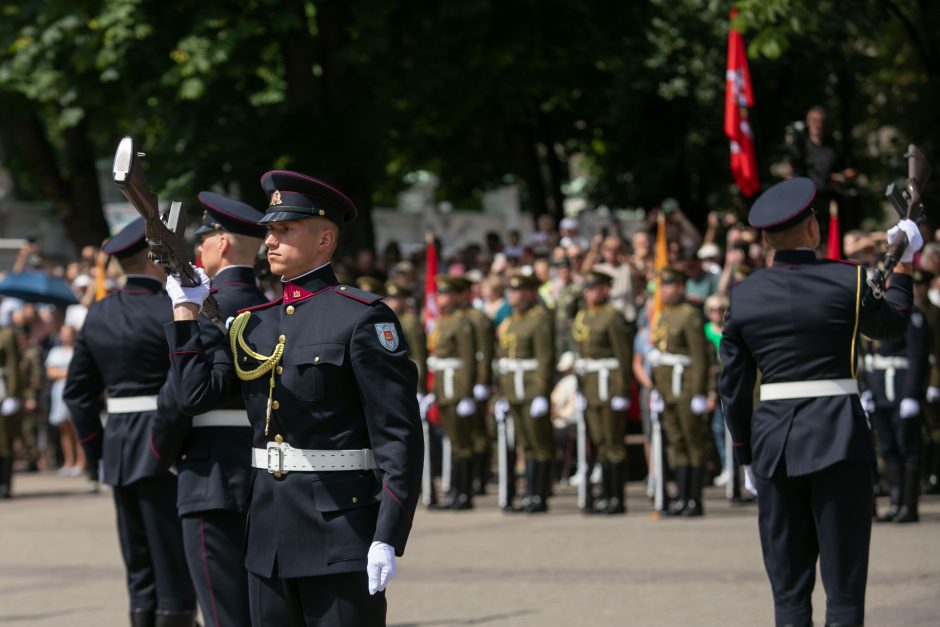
650, 211, 668, 326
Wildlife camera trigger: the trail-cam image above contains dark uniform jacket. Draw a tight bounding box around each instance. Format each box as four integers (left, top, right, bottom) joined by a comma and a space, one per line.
861, 306, 928, 408
719, 250, 912, 478
64, 276, 174, 486
152, 265, 267, 516
166, 263, 422, 579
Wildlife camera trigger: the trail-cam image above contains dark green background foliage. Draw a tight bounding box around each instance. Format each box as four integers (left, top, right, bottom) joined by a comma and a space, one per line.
1, 0, 937, 250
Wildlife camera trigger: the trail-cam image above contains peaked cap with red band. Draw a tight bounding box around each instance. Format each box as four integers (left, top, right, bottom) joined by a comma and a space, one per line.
102, 217, 147, 259
259, 170, 358, 228
748, 177, 817, 233
195, 192, 266, 239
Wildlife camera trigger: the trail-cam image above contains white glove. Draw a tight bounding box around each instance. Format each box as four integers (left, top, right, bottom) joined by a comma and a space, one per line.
649, 389, 664, 415
494, 398, 510, 421
366, 541, 396, 595
860, 390, 875, 414
576, 393, 587, 412
611, 396, 630, 412
743, 465, 758, 496
530, 396, 549, 418
473, 384, 490, 402
899, 398, 920, 419
927, 386, 940, 403
417, 393, 436, 420
456, 397, 477, 417
690, 395, 708, 415
887, 219, 924, 263
166, 265, 211, 310
1, 397, 21, 416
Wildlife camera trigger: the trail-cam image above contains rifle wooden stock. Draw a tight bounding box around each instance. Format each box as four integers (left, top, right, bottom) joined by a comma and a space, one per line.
112, 136, 226, 332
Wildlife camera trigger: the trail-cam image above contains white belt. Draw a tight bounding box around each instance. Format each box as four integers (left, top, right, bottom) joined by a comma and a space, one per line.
575, 358, 620, 402
252, 442, 377, 475
497, 358, 539, 400
760, 378, 859, 401
107, 395, 159, 414
193, 410, 250, 428
428, 357, 464, 400
647, 351, 692, 397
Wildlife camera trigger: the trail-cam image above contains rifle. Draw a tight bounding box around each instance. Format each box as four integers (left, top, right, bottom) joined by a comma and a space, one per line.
111, 136, 226, 332
864, 144, 931, 304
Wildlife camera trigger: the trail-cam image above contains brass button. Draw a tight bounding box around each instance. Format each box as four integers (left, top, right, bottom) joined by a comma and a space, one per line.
276, 366, 283, 375
273, 471, 282, 479
352, 496, 358, 504
272, 400, 280, 410
181, 454, 188, 461
286, 305, 295, 315
274, 434, 283, 443
278, 334, 286, 343
314, 356, 320, 363
242, 356, 248, 362
318, 209, 325, 216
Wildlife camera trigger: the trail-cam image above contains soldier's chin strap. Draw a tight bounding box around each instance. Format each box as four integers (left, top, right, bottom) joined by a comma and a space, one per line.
230, 311, 285, 436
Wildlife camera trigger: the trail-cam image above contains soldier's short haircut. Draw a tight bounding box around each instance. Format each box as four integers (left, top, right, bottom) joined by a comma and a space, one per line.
116, 248, 151, 275
763, 214, 815, 251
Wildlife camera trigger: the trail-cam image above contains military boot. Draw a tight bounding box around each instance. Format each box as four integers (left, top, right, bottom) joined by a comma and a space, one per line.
452, 459, 474, 511
605, 460, 626, 515
928, 444, 940, 494
587, 461, 610, 514
154, 611, 195, 627
876, 462, 901, 522
0, 455, 11, 499
894, 462, 920, 523
668, 465, 689, 516
526, 461, 549, 513
683, 466, 704, 517
472, 452, 487, 495
129, 609, 155, 627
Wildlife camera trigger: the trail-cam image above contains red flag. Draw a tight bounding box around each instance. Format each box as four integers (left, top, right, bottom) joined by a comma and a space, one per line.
724, 10, 760, 197
423, 233, 440, 424
827, 200, 841, 260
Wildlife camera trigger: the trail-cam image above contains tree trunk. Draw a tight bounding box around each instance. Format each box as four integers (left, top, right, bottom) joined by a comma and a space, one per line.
61, 117, 110, 247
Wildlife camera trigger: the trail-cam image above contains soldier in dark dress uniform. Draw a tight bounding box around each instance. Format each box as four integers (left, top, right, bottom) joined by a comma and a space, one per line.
165, 171, 422, 626
719, 177, 920, 627
150, 194, 267, 627
496, 273, 555, 513
63, 218, 196, 627
572, 269, 633, 514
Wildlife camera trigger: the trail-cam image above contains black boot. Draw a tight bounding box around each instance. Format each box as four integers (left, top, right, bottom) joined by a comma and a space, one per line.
894, 462, 919, 523
526, 461, 549, 513
502, 450, 520, 513
0, 455, 11, 499
452, 459, 474, 511
683, 466, 704, 517
430, 458, 458, 510
129, 609, 155, 627
605, 460, 626, 514
876, 462, 901, 522
587, 461, 610, 514
472, 452, 487, 495
668, 465, 689, 516
154, 611, 195, 627
928, 443, 940, 494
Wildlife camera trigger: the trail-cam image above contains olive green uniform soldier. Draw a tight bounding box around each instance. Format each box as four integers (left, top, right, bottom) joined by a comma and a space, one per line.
572, 270, 633, 514
386, 282, 427, 393
0, 325, 22, 498
651, 267, 710, 517
496, 273, 556, 513
457, 277, 496, 495
921, 276, 940, 493
427, 276, 478, 510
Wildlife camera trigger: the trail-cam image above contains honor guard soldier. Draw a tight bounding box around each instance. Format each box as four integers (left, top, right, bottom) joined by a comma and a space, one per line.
719, 178, 919, 627
457, 276, 496, 495
650, 266, 709, 517
572, 269, 633, 514
385, 282, 427, 392
427, 275, 478, 510
861, 267, 928, 524
0, 322, 21, 499
922, 271, 940, 493
165, 171, 422, 626
496, 272, 555, 513
150, 194, 268, 627
63, 218, 196, 627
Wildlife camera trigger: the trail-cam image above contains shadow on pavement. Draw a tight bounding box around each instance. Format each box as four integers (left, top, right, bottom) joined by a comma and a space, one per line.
391, 609, 535, 626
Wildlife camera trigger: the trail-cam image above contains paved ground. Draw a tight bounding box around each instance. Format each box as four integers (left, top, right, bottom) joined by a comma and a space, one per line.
1, 472, 938, 626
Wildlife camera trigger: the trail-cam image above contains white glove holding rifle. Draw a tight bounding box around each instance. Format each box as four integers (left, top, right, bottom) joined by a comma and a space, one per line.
886, 219, 923, 263
166, 265, 211, 311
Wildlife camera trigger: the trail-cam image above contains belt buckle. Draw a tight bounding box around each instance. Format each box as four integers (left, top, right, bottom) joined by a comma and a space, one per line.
266, 442, 285, 477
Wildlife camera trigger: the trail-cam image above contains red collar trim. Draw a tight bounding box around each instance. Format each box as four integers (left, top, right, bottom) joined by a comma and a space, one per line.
283, 283, 331, 305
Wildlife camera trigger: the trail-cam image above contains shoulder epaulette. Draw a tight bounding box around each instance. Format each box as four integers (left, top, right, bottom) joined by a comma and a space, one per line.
334, 285, 382, 304
236, 297, 283, 315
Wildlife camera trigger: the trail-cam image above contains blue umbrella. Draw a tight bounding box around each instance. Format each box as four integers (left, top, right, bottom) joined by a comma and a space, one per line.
0, 272, 78, 308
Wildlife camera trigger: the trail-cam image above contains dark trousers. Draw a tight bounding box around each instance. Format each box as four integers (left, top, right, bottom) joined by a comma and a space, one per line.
248, 567, 386, 626
181, 511, 251, 627
872, 406, 921, 466
112, 475, 195, 612
756, 461, 872, 626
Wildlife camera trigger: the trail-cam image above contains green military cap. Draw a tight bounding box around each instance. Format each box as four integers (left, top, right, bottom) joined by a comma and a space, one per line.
436, 274, 469, 294
507, 273, 540, 290
385, 281, 412, 298
584, 268, 614, 288
658, 266, 686, 285
355, 275, 385, 296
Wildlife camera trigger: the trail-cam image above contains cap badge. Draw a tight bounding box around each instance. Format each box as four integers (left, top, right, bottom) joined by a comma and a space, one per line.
375, 322, 400, 352
270, 190, 283, 206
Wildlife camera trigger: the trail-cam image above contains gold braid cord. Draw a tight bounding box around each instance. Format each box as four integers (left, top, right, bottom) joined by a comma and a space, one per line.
229, 311, 285, 435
